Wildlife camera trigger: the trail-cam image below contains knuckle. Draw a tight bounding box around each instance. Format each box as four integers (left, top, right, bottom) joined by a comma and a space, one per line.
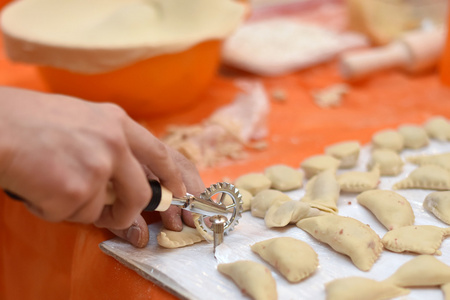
100, 102, 127, 119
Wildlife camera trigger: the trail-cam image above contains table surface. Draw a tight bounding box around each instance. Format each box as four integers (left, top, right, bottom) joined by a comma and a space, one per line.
1, 21, 450, 300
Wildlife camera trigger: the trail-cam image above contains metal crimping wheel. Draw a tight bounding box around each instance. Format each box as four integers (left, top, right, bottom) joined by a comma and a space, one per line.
196, 182, 243, 237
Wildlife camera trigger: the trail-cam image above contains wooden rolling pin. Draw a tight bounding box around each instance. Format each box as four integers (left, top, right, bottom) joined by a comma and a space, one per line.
339, 29, 446, 80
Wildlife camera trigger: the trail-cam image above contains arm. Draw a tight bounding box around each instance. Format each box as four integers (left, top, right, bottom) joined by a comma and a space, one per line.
0, 86, 204, 247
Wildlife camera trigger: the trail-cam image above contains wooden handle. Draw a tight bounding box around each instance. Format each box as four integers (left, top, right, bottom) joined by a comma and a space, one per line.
105, 180, 173, 212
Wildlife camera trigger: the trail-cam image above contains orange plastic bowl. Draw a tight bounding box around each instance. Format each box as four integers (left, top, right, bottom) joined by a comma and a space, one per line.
37, 40, 222, 118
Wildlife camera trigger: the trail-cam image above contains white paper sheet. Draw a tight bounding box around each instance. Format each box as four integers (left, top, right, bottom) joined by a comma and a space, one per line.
100, 140, 450, 300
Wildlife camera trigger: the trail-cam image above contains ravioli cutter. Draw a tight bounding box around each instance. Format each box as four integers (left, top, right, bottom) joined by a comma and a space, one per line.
107, 180, 243, 252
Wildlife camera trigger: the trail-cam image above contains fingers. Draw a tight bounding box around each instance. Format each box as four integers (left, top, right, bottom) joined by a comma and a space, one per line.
108, 215, 149, 248
160, 205, 183, 231
94, 149, 151, 230
182, 210, 195, 228
123, 119, 186, 197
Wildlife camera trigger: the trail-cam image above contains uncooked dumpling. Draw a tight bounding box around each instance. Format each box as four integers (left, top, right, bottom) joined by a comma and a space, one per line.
424, 116, 450, 141
367, 148, 403, 176
297, 214, 383, 271
300, 154, 340, 179
371, 129, 404, 152
251, 189, 291, 218
393, 165, 450, 190
264, 164, 303, 191
397, 124, 429, 149
217, 260, 277, 300
424, 191, 450, 225
356, 190, 414, 230
324, 141, 361, 169
301, 169, 340, 213
384, 255, 450, 287
337, 164, 380, 193
264, 200, 322, 228
382, 225, 450, 255
234, 173, 272, 195
407, 152, 450, 171
251, 237, 318, 283
325, 277, 410, 300
157, 226, 205, 248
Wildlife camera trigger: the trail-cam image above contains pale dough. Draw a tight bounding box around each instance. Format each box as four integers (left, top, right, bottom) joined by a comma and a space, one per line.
407, 152, 450, 171
223, 188, 253, 212
251, 237, 319, 283
337, 164, 380, 193
324, 140, 361, 169
251, 189, 291, 218
234, 173, 272, 195
300, 154, 341, 179
264, 164, 303, 191
384, 255, 450, 287
157, 226, 205, 249
297, 214, 383, 271
301, 169, 340, 213
424, 116, 450, 141
442, 282, 450, 300
423, 191, 450, 225
371, 129, 404, 152
356, 190, 414, 230
397, 124, 429, 149
325, 276, 410, 300
264, 200, 322, 228
382, 225, 450, 255
367, 148, 404, 176
217, 260, 277, 300
393, 164, 450, 190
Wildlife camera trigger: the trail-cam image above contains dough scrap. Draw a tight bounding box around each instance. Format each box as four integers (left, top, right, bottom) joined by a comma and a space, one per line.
381, 225, 450, 255
217, 260, 277, 300
234, 173, 272, 195
264, 164, 303, 191
384, 255, 450, 287
392, 165, 450, 190
423, 191, 450, 225
251, 189, 291, 218
325, 140, 361, 169
367, 148, 403, 176
157, 226, 205, 249
264, 200, 322, 228
300, 154, 340, 179
297, 214, 383, 271
356, 190, 414, 230
371, 129, 404, 152
251, 237, 318, 283
397, 124, 429, 149
325, 276, 410, 300
301, 169, 340, 213
424, 116, 450, 141
407, 152, 450, 172
337, 164, 380, 193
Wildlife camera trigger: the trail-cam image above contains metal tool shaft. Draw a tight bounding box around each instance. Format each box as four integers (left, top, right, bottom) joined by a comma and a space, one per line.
171, 194, 230, 216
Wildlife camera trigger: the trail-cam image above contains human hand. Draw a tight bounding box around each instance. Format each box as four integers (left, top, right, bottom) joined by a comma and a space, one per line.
0, 87, 204, 247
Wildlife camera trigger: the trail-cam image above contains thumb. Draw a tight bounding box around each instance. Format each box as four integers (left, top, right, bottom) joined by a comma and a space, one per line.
107, 215, 149, 248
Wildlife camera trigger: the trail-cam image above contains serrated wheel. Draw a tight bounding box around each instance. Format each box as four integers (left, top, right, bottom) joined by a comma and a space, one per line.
197, 182, 243, 236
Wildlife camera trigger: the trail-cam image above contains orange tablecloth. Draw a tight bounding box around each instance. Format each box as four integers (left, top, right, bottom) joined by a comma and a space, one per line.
1, 32, 450, 299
